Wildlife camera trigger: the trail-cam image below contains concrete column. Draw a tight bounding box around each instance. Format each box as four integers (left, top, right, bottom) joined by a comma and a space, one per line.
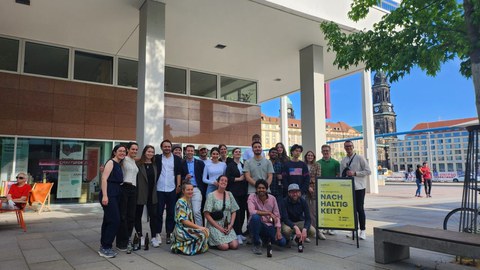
361, 70, 379, 194
300, 45, 326, 156
280, 96, 289, 147
137, 0, 166, 148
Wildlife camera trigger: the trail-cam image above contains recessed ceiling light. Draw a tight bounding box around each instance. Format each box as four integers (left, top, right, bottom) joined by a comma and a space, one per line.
16, 0, 30, 5
274, 78, 282, 81
215, 44, 226, 49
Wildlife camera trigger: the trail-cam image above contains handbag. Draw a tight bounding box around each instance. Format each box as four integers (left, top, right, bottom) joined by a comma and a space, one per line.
209, 191, 226, 220
342, 154, 356, 177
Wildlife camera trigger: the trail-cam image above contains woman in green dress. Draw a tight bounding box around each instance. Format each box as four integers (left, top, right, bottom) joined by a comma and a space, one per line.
204, 175, 239, 250
171, 183, 210, 255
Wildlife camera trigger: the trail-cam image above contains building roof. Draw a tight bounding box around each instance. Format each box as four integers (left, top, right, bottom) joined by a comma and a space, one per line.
411, 117, 478, 131
261, 113, 301, 128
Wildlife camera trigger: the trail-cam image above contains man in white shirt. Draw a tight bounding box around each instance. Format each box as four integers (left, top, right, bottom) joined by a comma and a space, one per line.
155, 139, 182, 244
340, 140, 371, 240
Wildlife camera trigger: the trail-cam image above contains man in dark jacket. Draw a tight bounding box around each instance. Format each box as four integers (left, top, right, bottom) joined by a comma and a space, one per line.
155, 139, 182, 244
181, 144, 206, 226
280, 183, 315, 252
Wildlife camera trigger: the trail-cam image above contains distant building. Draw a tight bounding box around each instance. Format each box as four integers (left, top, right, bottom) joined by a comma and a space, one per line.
389, 117, 477, 174
261, 113, 364, 160
372, 71, 397, 169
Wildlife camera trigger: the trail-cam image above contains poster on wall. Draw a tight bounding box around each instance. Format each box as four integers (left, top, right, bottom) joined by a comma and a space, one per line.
57, 142, 84, 199
1, 139, 29, 181
316, 177, 357, 230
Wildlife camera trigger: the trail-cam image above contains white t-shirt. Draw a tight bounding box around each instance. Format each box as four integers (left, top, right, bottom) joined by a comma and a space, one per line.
157, 154, 175, 192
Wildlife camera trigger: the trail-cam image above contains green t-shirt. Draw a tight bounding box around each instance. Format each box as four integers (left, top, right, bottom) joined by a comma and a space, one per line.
317, 158, 340, 177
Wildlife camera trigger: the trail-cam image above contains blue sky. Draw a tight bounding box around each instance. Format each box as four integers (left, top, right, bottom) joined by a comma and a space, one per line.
260, 61, 476, 133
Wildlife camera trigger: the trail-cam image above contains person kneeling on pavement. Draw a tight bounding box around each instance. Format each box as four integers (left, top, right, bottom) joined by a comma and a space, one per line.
280, 184, 315, 252
247, 179, 286, 256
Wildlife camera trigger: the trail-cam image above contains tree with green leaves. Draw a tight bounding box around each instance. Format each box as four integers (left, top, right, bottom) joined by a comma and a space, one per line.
320, 0, 480, 118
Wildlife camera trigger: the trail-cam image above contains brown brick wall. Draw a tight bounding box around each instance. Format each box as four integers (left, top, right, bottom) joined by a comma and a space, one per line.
0, 72, 260, 146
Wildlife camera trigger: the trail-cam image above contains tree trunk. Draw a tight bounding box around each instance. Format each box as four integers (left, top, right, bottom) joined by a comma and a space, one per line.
473, 61, 480, 120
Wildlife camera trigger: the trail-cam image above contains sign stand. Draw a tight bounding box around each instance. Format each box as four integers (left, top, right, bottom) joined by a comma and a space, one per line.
315, 177, 359, 248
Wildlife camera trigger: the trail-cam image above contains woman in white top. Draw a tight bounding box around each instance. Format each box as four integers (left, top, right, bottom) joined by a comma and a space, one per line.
116, 142, 139, 251
203, 147, 227, 196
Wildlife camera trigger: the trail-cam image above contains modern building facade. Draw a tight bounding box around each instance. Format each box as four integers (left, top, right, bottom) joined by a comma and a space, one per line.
389, 118, 478, 176
0, 0, 391, 202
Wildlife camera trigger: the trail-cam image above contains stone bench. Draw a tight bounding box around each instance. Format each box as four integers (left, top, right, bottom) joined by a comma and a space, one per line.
374, 224, 480, 264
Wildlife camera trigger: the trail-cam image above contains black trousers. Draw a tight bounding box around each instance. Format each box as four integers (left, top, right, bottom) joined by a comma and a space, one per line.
135, 203, 158, 237
157, 190, 177, 234
232, 194, 248, 235
355, 189, 366, 231
424, 179, 432, 195
100, 183, 121, 249
116, 184, 136, 248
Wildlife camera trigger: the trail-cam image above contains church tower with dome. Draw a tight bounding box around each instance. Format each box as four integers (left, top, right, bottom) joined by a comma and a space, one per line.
372, 71, 397, 169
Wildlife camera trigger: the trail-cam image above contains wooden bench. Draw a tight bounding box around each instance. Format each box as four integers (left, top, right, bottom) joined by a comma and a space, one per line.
374, 225, 480, 264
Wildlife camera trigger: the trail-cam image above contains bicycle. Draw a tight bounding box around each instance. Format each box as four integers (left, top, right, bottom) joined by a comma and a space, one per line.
443, 186, 480, 233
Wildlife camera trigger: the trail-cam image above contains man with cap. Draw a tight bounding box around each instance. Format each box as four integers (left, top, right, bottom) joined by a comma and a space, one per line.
280, 183, 315, 252
198, 145, 209, 164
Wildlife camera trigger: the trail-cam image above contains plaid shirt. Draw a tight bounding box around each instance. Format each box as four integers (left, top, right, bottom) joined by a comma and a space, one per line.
270, 160, 284, 198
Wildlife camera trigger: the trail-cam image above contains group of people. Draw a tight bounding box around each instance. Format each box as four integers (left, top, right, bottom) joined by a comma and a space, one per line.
98, 134, 371, 258
414, 162, 433, 197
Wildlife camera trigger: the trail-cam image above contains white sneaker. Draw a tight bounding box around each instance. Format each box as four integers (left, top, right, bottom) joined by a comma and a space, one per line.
359, 230, 366, 240
237, 235, 243, 245
151, 237, 160, 248
240, 235, 247, 241
327, 230, 336, 235
156, 233, 162, 245
140, 236, 145, 247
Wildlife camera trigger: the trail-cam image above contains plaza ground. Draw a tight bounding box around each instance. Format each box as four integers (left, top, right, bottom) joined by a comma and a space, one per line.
0, 183, 476, 270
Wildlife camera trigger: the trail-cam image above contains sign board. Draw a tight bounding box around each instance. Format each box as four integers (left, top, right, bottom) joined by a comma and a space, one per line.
316, 177, 357, 230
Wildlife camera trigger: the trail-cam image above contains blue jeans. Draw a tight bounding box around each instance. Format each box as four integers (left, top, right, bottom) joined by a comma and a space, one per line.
415, 179, 423, 196
157, 190, 177, 234
249, 214, 286, 246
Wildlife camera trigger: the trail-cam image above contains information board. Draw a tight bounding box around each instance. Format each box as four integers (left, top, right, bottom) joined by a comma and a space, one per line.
316, 177, 357, 230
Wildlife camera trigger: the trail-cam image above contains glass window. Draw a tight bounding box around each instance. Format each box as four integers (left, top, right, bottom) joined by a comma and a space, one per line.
118, 58, 138, 88
0, 37, 19, 72
439, 163, 445, 172
455, 163, 463, 171
190, 71, 217, 98
165, 66, 186, 94
13, 138, 112, 203
0, 137, 15, 182
24, 42, 69, 78
220, 76, 257, 104
74, 51, 113, 84
437, 134, 444, 138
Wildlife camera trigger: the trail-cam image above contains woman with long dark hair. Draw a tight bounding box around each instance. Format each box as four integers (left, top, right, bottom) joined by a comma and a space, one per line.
203, 147, 227, 196
135, 145, 161, 246
275, 142, 290, 163
98, 144, 126, 258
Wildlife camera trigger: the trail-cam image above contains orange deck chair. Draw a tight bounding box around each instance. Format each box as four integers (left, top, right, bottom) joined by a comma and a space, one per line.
29, 182, 54, 214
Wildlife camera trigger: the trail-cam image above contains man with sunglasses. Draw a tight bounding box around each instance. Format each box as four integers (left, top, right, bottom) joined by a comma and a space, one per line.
1, 173, 32, 210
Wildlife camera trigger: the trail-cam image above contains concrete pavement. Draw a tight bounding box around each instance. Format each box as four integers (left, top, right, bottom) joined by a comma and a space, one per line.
0, 183, 475, 270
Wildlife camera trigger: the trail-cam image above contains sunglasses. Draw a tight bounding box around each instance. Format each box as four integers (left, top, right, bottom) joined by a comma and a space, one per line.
16, 176, 25, 179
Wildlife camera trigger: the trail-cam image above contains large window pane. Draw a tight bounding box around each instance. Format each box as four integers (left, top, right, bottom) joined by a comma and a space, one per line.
24, 42, 69, 78
221, 76, 257, 103
165, 66, 186, 94
0, 37, 19, 72
74, 51, 113, 84
0, 137, 15, 184
190, 71, 217, 98
118, 58, 138, 88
